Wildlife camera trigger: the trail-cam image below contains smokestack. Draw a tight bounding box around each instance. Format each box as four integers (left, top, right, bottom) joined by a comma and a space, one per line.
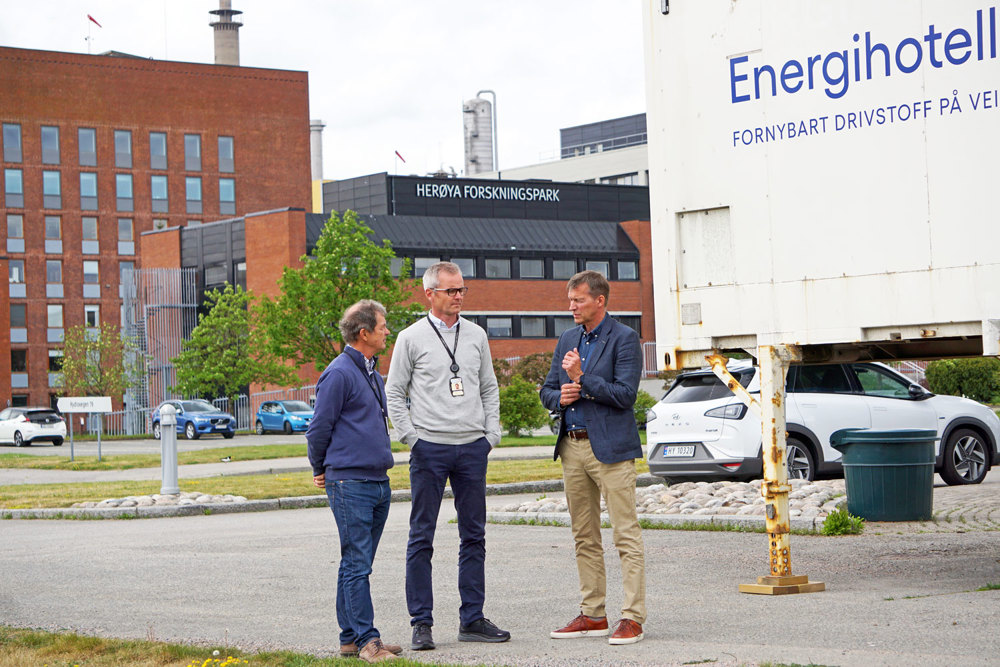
210, 0, 243, 66
310, 120, 326, 181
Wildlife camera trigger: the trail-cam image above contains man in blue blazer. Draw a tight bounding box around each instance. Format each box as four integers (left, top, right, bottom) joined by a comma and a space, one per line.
540, 270, 646, 646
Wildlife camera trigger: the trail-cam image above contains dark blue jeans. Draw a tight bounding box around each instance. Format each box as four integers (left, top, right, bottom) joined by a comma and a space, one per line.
326, 478, 391, 649
406, 438, 490, 627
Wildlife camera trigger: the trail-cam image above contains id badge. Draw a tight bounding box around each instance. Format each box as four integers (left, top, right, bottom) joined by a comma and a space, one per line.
449, 377, 465, 397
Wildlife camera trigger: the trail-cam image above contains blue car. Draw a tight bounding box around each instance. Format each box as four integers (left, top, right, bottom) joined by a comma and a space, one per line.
255, 400, 313, 435
151, 399, 236, 440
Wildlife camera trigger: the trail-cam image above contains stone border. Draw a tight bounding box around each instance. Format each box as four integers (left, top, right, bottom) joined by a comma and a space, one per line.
486, 510, 824, 532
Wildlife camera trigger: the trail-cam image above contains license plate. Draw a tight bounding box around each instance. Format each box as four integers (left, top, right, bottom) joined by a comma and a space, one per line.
662, 445, 695, 458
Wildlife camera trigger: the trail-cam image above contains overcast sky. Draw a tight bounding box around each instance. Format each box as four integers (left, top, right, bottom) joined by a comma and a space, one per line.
2, 1, 646, 180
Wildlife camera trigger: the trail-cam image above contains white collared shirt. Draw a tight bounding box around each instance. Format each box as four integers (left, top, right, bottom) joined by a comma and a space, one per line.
346, 344, 376, 376
427, 311, 460, 332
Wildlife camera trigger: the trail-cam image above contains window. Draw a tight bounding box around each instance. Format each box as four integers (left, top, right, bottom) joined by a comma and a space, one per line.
390, 257, 405, 277
204, 264, 227, 286
218, 136, 234, 172
219, 177, 235, 215
150, 132, 167, 169
7, 213, 24, 253
451, 257, 475, 278
118, 218, 134, 255
114, 177, 134, 217
42, 170, 61, 208
486, 316, 512, 338
552, 259, 577, 280
519, 258, 544, 279
48, 350, 63, 372
44, 216, 62, 254
82, 217, 98, 240
792, 364, 853, 394
151, 175, 168, 212
234, 261, 246, 289
47, 304, 63, 328
83, 260, 99, 284
5, 168, 24, 207
46, 259, 62, 284
11, 349, 27, 372
3, 123, 22, 162
119, 261, 135, 298
554, 316, 576, 335
8, 259, 24, 284
114, 130, 132, 168
40, 126, 60, 164
80, 172, 98, 209
85, 304, 100, 328
585, 260, 609, 277
184, 134, 201, 171
485, 258, 511, 279
10, 304, 26, 327
185, 176, 202, 214
521, 316, 546, 337
413, 257, 439, 276
78, 128, 97, 166
851, 363, 912, 398
616, 315, 641, 336
618, 260, 638, 280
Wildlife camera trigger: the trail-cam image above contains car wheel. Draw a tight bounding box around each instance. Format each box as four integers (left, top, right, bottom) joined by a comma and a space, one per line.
13, 431, 24, 447
223, 431, 235, 439
786, 437, 815, 481
940, 428, 989, 485
184, 422, 199, 440
283, 420, 293, 435
53, 438, 63, 446
255, 420, 265, 435
152, 422, 162, 440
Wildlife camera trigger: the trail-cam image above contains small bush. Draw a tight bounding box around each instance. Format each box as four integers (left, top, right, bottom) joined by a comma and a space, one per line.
821, 507, 865, 535
926, 358, 1000, 403
634, 389, 658, 428
499, 373, 550, 436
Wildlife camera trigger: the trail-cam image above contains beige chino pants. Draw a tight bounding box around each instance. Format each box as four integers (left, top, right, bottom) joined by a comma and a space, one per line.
559, 435, 646, 624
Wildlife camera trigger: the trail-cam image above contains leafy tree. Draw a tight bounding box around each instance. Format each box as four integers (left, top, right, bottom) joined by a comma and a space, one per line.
493, 358, 515, 387
499, 373, 550, 437
633, 389, 658, 428
513, 352, 553, 387
59, 322, 143, 399
926, 358, 1000, 403
171, 284, 296, 408
258, 210, 424, 371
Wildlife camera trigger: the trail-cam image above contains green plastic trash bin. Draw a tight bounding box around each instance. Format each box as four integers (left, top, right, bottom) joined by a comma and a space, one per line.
830, 428, 937, 522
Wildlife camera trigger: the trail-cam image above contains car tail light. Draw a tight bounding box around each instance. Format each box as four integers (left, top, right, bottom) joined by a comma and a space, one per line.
704, 403, 748, 420
722, 462, 742, 470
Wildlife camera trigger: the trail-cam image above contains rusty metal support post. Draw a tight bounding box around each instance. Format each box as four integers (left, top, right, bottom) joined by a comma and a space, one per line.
738, 344, 825, 595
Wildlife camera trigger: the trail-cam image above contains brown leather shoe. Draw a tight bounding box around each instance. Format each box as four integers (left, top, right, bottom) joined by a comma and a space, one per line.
340, 640, 402, 656
358, 638, 400, 663
608, 618, 644, 645
550, 613, 609, 638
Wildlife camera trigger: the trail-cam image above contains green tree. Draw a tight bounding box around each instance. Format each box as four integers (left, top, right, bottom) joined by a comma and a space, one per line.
171, 284, 296, 407
513, 352, 553, 387
633, 389, 658, 428
59, 322, 143, 399
499, 373, 550, 437
257, 210, 424, 371
926, 358, 1000, 403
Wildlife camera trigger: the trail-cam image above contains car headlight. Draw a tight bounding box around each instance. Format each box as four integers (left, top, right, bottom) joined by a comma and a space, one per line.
645, 409, 657, 423
704, 403, 748, 419
289, 415, 304, 421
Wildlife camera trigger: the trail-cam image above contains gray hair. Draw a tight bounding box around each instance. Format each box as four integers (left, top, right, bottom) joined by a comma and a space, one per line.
339, 299, 387, 344
422, 261, 462, 290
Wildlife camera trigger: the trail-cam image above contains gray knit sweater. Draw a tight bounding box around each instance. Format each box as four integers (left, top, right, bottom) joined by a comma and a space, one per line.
385, 315, 501, 447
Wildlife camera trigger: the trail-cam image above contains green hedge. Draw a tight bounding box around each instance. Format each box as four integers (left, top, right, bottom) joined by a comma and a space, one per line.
925, 358, 1000, 403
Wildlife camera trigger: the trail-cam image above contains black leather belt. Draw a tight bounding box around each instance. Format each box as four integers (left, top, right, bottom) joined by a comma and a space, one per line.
566, 429, 589, 441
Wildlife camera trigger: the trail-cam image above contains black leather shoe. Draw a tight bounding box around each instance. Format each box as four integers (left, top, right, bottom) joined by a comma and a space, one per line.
458, 617, 511, 643
411, 623, 435, 650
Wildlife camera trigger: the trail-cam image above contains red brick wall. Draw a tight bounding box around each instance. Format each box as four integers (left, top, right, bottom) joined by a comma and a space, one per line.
619, 219, 656, 343
138, 227, 182, 269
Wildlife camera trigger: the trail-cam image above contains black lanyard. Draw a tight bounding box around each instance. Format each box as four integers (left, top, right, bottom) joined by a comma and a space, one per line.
427, 315, 461, 375
346, 349, 387, 420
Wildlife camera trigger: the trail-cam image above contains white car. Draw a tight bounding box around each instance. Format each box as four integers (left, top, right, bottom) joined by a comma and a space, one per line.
645, 361, 1000, 486
0, 407, 67, 447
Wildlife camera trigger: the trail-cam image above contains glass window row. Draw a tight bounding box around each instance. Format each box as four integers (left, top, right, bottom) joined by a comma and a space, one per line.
2, 123, 234, 172
390, 255, 639, 281
5, 213, 134, 256
8, 303, 101, 329
461, 313, 642, 339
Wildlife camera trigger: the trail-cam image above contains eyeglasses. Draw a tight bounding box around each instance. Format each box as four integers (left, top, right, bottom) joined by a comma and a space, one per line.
431, 287, 469, 297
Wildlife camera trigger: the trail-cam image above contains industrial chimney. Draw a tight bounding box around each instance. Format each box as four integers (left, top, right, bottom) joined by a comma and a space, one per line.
210, 0, 243, 66
463, 90, 497, 174
310, 120, 326, 181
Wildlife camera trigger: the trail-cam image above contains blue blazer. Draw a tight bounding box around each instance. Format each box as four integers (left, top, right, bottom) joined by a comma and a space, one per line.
540, 315, 643, 464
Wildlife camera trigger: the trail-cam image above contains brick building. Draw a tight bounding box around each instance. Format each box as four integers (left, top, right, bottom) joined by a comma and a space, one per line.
1, 46, 311, 408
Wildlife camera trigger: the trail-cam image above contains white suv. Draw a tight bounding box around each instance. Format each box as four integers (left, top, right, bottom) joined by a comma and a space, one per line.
645, 360, 1000, 486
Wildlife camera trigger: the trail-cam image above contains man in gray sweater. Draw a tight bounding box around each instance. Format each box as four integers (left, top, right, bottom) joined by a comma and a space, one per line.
385, 261, 509, 651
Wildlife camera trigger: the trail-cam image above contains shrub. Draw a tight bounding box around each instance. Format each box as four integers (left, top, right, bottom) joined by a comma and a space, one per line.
821, 507, 865, 535
499, 373, 550, 437
513, 352, 553, 387
926, 358, 1000, 403
634, 389, 658, 428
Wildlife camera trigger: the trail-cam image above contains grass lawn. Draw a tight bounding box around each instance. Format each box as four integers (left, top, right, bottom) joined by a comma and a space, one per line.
0, 457, 651, 510
0, 625, 474, 667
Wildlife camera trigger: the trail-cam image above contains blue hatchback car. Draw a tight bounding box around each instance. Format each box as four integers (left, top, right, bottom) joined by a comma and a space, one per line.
255, 400, 314, 435
151, 399, 236, 440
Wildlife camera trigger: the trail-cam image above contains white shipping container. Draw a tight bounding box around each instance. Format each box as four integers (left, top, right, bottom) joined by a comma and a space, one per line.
642, 0, 1000, 368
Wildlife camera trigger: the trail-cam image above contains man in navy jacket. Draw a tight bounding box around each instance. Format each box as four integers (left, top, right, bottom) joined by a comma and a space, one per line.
540, 271, 647, 645
307, 299, 401, 663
